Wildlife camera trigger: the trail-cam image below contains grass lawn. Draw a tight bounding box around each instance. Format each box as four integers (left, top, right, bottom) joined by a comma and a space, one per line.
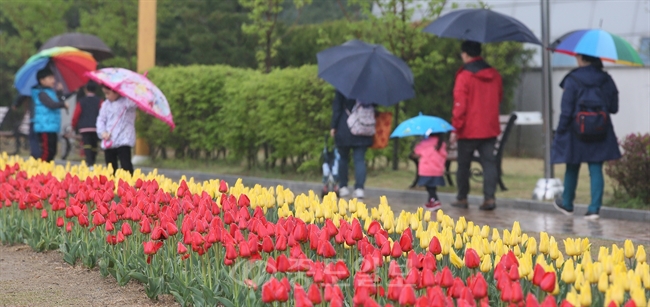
137, 156, 639, 209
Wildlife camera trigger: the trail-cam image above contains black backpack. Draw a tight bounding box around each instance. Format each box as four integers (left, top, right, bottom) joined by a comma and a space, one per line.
569, 76, 610, 142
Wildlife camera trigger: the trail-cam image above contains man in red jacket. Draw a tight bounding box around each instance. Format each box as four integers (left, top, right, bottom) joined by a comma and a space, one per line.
450, 41, 502, 211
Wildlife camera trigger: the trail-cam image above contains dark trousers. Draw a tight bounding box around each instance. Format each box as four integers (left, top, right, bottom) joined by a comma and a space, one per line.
81, 132, 99, 166
426, 186, 438, 201
456, 138, 498, 200
38, 132, 58, 162
338, 146, 367, 189
105, 146, 134, 175
29, 123, 41, 159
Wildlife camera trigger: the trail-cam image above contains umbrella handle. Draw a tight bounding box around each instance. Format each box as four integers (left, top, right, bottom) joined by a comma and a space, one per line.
143, 71, 148, 78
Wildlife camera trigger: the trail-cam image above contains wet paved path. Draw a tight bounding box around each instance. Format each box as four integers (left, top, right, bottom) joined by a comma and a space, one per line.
149, 168, 650, 245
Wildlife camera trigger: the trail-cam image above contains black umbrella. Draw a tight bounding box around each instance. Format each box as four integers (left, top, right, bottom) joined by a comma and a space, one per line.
317, 40, 415, 106
423, 9, 541, 45
39, 33, 114, 61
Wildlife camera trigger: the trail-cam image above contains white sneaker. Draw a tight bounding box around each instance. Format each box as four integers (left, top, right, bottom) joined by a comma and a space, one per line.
353, 188, 364, 199
338, 186, 350, 197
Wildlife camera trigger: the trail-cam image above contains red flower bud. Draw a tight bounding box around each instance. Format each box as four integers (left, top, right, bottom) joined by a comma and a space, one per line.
464, 248, 480, 269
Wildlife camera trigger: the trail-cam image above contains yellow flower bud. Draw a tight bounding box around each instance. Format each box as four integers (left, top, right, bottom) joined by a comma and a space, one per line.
450, 248, 464, 269
492, 228, 501, 242
637, 245, 647, 263
579, 281, 592, 306
454, 234, 464, 250
423, 210, 431, 222
598, 246, 610, 262
631, 288, 647, 307
610, 284, 625, 305
436, 209, 444, 222
550, 241, 561, 260
539, 232, 550, 254
480, 225, 490, 238
625, 240, 636, 259
598, 272, 609, 293
526, 237, 538, 255
562, 258, 576, 284
480, 255, 492, 273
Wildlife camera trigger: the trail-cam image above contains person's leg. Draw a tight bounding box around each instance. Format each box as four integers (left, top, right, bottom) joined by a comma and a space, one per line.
47, 133, 58, 162
352, 146, 367, 190
104, 148, 118, 174
455, 139, 477, 201
562, 163, 581, 211
476, 138, 498, 201
116, 146, 134, 175
338, 146, 350, 189
39, 133, 51, 162
426, 186, 438, 201
81, 133, 98, 166
29, 123, 41, 158
587, 162, 604, 214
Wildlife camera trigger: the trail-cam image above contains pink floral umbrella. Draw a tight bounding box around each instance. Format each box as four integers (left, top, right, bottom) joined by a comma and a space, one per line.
86, 67, 175, 130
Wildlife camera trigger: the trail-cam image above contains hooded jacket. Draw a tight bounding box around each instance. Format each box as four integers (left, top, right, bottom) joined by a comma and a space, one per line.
452, 57, 503, 139
551, 65, 621, 164
96, 97, 137, 149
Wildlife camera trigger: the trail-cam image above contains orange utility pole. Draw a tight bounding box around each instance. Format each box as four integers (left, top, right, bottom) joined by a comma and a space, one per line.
133, 0, 156, 164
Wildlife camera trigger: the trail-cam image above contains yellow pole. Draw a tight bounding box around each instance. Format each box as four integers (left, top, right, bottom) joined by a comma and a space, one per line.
134, 0, 156, 163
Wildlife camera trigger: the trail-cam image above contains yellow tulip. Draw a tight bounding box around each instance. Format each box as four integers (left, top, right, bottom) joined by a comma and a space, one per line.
574, 270, 585, 291
637, 245, 647, 263
526, 237, 538, 255
449, 248, 464, 268
514, 245, 522, 257
598, 272, 609, 293
480, 255, 493, 273
582, 250, 593, 265
455, 219, 465, 234
480, 225, 490, 239
610, 284, 625, 305
566, 289, 579, 307
423, 210, 431, 222
466, 221, 474, 235
410, 214, 420, 231
556, 252, 565, 268
454, 234, 464, 250
492, 228, 501, 242
599, 246, 610, 262
436, 209, 444, 222
521, 233, 528, 244
579, 281, 592, 306
539, 232, 550, 254
562, 258, 576, 284
550, 241, 561, 260
631, 288, 647, 307
584, 263, 599, 284
564, 238, 580, 257
442, 237, 450, 255
625, 240, 636, 259
503, 229, 512, 246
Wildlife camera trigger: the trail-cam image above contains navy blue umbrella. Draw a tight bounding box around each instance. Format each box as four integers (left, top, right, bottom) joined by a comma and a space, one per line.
317, 40, 415, 106
423, 9, 541, 45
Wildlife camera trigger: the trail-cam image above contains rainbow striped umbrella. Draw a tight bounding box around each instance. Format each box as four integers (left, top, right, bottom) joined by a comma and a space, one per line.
551, 29, 643, 66
14, 47, 97, 96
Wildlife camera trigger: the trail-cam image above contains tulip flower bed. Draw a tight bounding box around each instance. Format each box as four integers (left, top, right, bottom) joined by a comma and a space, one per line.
0, 155, 649, 307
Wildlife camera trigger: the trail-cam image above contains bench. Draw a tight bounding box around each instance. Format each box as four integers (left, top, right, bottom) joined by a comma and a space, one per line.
0, 107, 30, 155
409, 113, 518, 191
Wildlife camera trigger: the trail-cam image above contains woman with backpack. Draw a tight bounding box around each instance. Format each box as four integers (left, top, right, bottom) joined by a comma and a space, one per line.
330, 90, 374, 199
552, 54, 621, 220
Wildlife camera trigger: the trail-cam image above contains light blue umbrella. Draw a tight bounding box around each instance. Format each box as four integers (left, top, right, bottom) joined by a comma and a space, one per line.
390, 113, 454, 138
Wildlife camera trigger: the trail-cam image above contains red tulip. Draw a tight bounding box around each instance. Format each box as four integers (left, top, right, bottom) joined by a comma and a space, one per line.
440, 267, 454, 288
526, 293, 540, 307
360, 254, 375, 273
399, 229, 413, 252
120, 222, 132, 236
540, 272, 556, 293
420, 268, 436, 287
116, 231, 125, 243
225, 243, 237, 260
66, 221, 73, 232
540, 295, 558, 307
140, 217, 151, 234
464, 248, 480, 269
238, 194, 250, 207
471, 273, 488, 299
266, 257, 277, 274
56, 217, 64, 227
262, 277, 289, 303
351, 219, 363, 241
398, 284, 416, 306
293, 221, 308, 242
317, 240, 336, 258
277, 254, 290, 273
511, 280, 524, 303
623, 301, 638, 307
334, 261, 350, 280
41, 209, 48, 218
177, 242, 188, 254
508, 264, 520, 280
143, 241, 163, 255
367, 220, 381, 236
106, 234, 117, 245
219, 180, 228, 193
405, 269, 419, 286
559, 300, 575, 307
390, 241, 402, 258
533, 264, 545, 286
307, 283, 321, 304
275, 234, 288, 251
387, 276, 404, 301
294, 283, 313, 307
429, 236, 442, 255
353, 286, 371, 306
422, 252, 437, 271
262, 236, 275, 253
380, 241, 391, 256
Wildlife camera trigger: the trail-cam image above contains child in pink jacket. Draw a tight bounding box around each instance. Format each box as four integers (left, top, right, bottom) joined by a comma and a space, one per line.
413, 132, 448, 211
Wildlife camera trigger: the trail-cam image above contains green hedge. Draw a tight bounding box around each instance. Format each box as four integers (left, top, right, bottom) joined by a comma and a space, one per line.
138, 64, 340, 172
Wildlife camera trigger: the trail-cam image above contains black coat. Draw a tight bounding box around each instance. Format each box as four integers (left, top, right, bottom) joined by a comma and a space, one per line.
330, 91, 373, 148
551, 65, 622, 164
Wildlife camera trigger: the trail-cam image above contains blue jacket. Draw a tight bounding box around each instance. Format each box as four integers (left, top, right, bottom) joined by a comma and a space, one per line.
32, 87, 64, 133
330, 91, 373, 148
551, 65, 621, 164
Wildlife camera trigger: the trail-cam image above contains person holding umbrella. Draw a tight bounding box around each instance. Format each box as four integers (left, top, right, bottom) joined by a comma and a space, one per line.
450, 41, 502, 211
551, 54, 621, 220
32, 68, 69, 162
96, 86, 137, 175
